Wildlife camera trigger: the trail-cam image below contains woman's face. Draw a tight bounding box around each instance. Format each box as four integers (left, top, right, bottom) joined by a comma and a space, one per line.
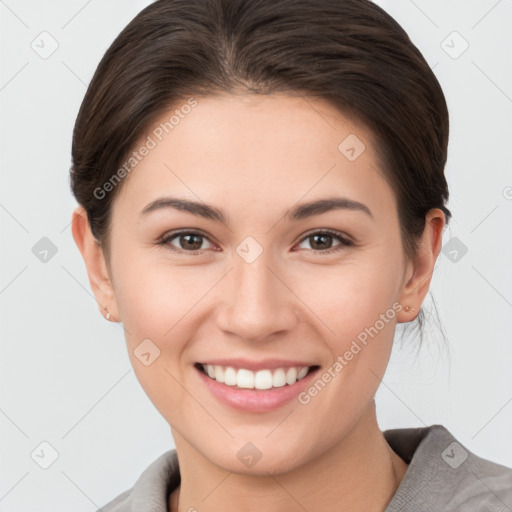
78, 93, 441, 475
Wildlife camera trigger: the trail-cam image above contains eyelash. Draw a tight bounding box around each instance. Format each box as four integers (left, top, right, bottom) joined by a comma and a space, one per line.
158, 229, 355, 255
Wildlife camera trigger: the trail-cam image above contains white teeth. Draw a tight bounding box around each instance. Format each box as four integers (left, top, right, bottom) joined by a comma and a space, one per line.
214, 365, 225, 383
285, 367, 297, 385
224, 366, 237, 386
202, 364, 312, 389
272, 368, 287, 388
237, 369, 254, 389
297, 367, 309, 380
254, 370, 273, 390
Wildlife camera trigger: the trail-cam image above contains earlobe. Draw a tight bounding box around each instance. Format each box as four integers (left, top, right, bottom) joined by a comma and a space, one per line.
396, 208, 445, 323
71, 206, 120, 322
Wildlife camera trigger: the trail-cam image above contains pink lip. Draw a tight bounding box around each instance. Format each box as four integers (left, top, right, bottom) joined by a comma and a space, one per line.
195, 365, 320, 413
197, 358, 315, 371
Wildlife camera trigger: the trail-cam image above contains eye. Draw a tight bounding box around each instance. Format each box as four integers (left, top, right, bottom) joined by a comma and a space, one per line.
295, 229, 354, 254
159, 230, 215, 253
158, 228, 354, 255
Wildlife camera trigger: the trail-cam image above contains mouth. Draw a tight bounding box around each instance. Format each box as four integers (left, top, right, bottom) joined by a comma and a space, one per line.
194, 362, 320, 391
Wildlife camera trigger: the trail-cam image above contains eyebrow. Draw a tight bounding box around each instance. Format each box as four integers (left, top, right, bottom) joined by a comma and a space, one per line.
140, 195, 373, 223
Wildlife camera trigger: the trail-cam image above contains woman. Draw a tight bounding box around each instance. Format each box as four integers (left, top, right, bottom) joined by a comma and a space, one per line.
69, 0, 512, 510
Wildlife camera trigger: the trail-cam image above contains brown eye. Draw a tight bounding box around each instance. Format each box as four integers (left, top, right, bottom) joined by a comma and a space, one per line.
296, 230, 354, 254
160, 230, 214, 253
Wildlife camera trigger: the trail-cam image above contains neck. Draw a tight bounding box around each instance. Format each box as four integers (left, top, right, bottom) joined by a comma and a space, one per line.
170, 402, 408, 512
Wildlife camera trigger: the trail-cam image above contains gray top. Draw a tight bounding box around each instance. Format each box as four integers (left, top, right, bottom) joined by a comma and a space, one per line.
98, 424, 512, 511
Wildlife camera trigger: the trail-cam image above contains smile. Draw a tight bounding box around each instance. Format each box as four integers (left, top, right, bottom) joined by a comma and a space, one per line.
196, 363, 319, 390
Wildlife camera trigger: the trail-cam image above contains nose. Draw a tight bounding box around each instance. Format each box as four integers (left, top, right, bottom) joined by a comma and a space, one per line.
215, 251, 299, 343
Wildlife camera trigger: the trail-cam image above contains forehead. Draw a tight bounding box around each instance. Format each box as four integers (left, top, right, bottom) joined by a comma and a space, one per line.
114, 93, 396, 221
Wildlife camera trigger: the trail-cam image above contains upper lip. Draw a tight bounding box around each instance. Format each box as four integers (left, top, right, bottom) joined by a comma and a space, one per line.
197, 358, 318, 371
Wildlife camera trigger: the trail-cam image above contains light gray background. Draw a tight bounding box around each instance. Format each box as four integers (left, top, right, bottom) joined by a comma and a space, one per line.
1, 0, 511, 510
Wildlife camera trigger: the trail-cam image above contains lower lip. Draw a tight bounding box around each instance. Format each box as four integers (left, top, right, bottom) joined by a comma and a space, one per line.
196, 366, 319, 413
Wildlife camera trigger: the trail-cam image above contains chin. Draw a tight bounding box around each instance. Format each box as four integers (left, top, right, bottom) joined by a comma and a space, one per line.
204, 437, 311, 477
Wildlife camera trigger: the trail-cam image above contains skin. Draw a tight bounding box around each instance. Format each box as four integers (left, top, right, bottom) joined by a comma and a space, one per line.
72, 93, 445, 512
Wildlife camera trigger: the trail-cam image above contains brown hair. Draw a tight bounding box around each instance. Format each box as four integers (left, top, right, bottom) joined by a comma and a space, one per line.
69, 0, 451, 338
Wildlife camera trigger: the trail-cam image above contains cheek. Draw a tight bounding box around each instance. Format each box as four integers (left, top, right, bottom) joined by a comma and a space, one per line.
111, 253, 211, 394
294, 248, 403, 398
292, 251, 402, 342
112, 260, 201, 413
293, 264, 401, 435
113, 234, 403, 353
112, 251, 195, 341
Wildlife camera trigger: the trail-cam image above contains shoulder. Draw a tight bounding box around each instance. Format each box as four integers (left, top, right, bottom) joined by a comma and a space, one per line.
96, 449, 180, 512
385, 424, 512, 511
95, 488, 132, 512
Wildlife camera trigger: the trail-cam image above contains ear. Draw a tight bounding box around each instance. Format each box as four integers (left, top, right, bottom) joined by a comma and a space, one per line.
71, 205, 120, 322
396, 208, 445, 323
